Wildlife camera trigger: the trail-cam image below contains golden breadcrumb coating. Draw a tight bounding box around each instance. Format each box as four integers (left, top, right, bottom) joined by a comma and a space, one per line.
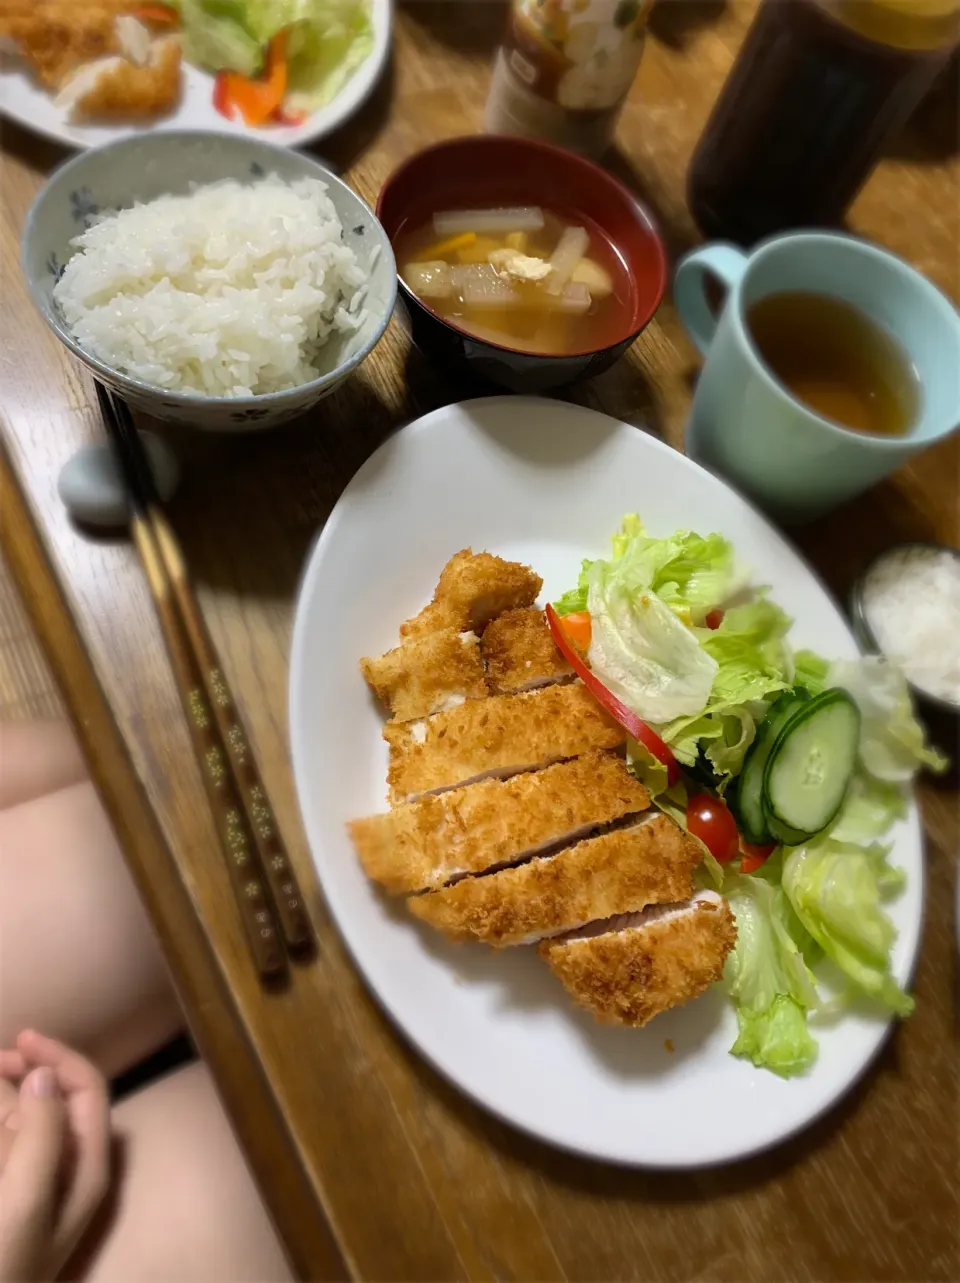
360, 628, 489, 723
69, 35, 181, 119
348, 751, 649, 895
0, 4, 128, 88
384, 681, 624, 802
540, 895, 737, 1027
408, 813, 701, 946
400, 549, 542, 640
481, 607, 572, 694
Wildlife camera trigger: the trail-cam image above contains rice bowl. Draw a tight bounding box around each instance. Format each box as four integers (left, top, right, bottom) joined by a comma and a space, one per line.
54, 176, 371, 398
22, 131, 397, 431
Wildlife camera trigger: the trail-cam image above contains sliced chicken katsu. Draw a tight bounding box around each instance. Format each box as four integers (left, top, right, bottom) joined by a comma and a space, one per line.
57, 33, 181, 119
384, 681, 624, 803
360, 628, 488, 722
540, 891, 737, 1027
349, 750, 649, 895
408, 813, 701, 947
400, 549, 542, 640
481, 607, 572, 695
0, 3, 151, 87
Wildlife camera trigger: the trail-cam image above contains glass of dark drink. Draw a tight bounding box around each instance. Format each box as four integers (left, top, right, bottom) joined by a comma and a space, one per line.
687, 0, 959, 245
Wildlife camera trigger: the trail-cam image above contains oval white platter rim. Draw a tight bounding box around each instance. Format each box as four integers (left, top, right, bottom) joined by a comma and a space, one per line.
288, 396, 923, 1169
0, 0, 391, 152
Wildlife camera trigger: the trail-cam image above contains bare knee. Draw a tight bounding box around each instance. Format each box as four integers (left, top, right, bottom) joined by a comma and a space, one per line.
66, 1063, 293, 1283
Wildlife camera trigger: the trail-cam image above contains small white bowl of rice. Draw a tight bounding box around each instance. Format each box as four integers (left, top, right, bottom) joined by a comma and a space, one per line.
22, 132, 396, 432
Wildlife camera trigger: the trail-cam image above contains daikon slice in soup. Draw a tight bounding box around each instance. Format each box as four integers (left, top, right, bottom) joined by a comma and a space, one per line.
396, 206, 633, 355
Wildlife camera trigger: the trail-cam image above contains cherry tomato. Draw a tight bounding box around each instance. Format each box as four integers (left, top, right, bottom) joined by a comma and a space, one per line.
705, 609, 725, 630
686, 793, 740, 863
740, 840, 776, 874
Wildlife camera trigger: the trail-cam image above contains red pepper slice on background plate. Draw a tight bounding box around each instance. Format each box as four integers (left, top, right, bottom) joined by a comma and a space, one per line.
545, 603, 680, 786
214, 31, 288, 127
686, 793, 740, 863
740, 840, 776, 874
274, 107, 308, 126
133, 3, 179, 24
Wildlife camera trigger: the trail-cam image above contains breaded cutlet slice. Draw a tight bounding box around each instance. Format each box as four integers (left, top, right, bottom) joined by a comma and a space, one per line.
481, 607, 572, 695
384, 681, 625, 803
58, 34, 181, 119
360, 628, 488, 723
408, 813, 701, 947
0, 4, 128, 88
539, 891, 737, 1027
400, 549, 542, 640
349, 750, 649, 895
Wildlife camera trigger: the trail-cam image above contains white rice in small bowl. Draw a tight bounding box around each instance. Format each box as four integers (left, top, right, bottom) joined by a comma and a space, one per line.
22, 133, 396, 431
55, 176, 371, 399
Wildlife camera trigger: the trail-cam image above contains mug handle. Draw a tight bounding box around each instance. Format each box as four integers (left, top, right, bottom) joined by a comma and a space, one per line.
674, 244, 749, 355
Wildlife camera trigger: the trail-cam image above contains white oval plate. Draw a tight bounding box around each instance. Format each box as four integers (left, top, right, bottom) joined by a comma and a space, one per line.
289, 397, 923, 1168
0, 0, 391, 152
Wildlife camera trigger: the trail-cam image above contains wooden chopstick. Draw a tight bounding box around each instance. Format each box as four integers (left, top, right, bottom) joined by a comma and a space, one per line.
95, 383, 310, 976
106, 392, 313, 955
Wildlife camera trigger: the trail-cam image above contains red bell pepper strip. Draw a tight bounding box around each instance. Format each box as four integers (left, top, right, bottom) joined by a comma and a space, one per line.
740, 840, 776, 874
133, 3, 179, 25
213, 31, 288, 127
545, 603, 681, 786
274, 107, 307, 126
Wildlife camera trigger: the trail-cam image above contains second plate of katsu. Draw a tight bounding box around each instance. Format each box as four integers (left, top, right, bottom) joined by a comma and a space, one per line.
289, 397, 923, 1167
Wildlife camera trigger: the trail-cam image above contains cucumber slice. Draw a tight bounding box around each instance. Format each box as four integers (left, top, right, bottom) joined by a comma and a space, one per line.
733, 690, 810, 844
762, 689, 860, 844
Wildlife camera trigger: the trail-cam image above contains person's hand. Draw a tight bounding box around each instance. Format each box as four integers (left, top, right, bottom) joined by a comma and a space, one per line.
0, 1031, 111, 1282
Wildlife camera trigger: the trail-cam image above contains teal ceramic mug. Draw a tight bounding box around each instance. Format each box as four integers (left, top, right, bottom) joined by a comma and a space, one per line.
675, 232, 960, 522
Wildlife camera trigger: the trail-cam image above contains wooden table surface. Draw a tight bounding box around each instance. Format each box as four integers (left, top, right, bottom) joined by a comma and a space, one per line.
2, 3, 958, 1279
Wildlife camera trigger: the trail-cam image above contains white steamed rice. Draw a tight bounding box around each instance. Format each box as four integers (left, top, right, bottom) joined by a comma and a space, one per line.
53, 175, 369, 398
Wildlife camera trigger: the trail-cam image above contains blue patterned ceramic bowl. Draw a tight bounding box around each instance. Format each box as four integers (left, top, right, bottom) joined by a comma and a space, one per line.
22, 131, 396, 432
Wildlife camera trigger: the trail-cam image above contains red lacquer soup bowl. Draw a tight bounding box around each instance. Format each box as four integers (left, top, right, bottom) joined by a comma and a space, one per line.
376, 135, 668, 393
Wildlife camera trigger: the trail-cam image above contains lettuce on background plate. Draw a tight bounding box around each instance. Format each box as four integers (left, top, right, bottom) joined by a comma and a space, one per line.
174, 0, 374, 109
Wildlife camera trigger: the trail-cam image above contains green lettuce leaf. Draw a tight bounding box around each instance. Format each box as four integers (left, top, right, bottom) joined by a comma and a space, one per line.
781, 836, 913, 1016
177, 0, 374, 108
657, 600, 794, 785
794, 648, 829, 696
177, 0, 263, 75
731, 995, 819, 1079
285, 3, 373, 111
830, 770, 907, 845
587, 558, 718, 723
722, 873, 819, 1077
828, 656, 947, 781
554, 559, 593, 616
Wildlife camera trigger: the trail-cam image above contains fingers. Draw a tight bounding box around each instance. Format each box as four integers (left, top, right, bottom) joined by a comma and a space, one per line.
0, 1069, 67, 1281
14, 1032, 111, 1269
15, 1031, 103, 1095
0, 1051, 26, 1081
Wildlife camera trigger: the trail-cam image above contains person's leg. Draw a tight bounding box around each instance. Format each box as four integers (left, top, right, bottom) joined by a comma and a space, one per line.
63, 1061, 294, 1283
0, 776, 184, 1079
0, 722, 87, 810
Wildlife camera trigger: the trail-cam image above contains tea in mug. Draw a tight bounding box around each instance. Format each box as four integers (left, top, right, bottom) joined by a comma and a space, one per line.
746, 291, 918, 436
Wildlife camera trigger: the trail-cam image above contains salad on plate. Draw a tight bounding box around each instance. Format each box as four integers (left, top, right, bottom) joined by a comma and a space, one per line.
178, 0, 374, 125
549, 514, 946, 1078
